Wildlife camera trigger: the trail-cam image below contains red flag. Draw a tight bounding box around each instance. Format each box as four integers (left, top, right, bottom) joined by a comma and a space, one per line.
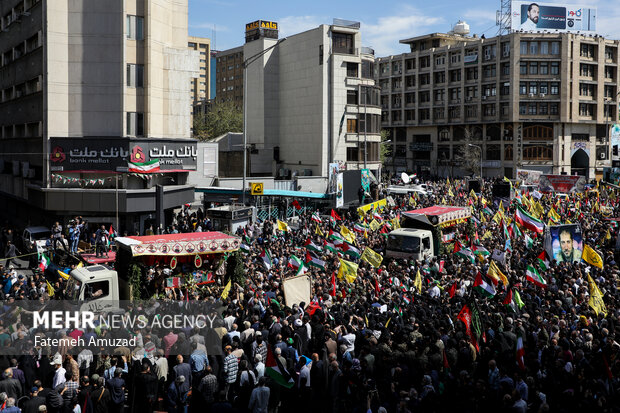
442, 349, 450, 369
438, 260, 445, 273
292, 200, 301, 210
454, 241, 463, 254
109, 225, 115, 236
305, 301, 321, 316
331, 209, 341, 221
448, 282, 457, 298
374, 278, 380, 297
330, 272, 337, 297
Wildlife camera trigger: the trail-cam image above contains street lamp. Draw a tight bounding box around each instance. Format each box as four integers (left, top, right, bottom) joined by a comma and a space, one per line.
242, 37, 287, 205
468, 143, 482, 178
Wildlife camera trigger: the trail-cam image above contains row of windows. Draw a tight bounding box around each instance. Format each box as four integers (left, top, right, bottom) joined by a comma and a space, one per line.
518, 102, 559, 115
1, 76, 41, 103
519, 81, 560, 95
519, 61, 560, 76
520, 41, 561, 55
0, 32, 41, 68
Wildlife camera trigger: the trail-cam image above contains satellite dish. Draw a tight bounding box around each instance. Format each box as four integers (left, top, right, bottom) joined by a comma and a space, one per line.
401, 172, 410, 184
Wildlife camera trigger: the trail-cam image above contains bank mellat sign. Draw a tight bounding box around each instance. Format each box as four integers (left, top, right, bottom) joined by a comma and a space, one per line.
49, 137, 197, 173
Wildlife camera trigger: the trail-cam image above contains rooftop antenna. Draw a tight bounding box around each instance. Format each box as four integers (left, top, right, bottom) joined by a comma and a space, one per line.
496, 0, 511, 35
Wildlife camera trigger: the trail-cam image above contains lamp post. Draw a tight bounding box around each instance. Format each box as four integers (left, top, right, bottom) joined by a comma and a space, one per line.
468, 143, 482, 178
242, 38, 287, 205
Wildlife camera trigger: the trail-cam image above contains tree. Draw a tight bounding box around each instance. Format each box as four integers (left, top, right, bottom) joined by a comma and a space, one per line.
193, 101, 243, 141
456, 126, 481, 177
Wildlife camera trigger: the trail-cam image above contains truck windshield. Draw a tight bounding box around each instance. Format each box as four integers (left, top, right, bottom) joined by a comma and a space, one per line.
64, 277, 82, 301
387, 234, 420, 253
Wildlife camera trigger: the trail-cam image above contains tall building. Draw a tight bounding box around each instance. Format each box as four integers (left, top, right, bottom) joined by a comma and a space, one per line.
245, 19, 380, 178
377, 28, 619, 179
188, 36, 211, 104
0, 0, 199, 233
215, 45, 244, 107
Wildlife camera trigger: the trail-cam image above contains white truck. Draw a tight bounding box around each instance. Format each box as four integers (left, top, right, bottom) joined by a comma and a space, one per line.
386, 228, 435, 261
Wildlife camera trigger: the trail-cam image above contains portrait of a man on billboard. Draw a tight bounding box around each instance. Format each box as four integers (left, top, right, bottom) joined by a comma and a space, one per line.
522, 3, 540, 30
550, 224, 583, 263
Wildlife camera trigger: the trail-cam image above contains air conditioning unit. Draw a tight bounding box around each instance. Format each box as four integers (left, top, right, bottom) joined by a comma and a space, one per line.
502, 51, 510, 57
482, 96, 487, 100
540, 93, 545, 98
528, 93, 534, 97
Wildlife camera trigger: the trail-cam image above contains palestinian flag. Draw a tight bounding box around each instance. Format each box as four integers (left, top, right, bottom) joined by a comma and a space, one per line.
454, 242, 475, 264
537, 251, 549, 271
503, 288, 516, 313
324, 241, 339, 253
39, 254, 51, 272
483, 206, 493, 216
526, 265, 547, 288
261, 249, 272, 270
288, 255, 304, 271
373, 211, 383, 221
311, 212, 322, 223
342, 243, 361, 259
474, 272, 496, 298
330, 209, 341, 221
128, 159, 160, 173
514, 206, 544, 233
240, 243, 251, 254
265, 346, 294, 388
304, 239, 323, 253
472, 245, 490, 256
328, 230, 345, 242
305, 252, 326, 271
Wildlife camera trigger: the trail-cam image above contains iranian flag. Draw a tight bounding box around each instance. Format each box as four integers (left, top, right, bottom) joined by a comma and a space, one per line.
39, 254, 51, 272
454, 242, 475, 264
311, 212, 322, 223
261, 249, 272, 270
474, 272, 496, 298
537, 251, 549, 271
305, 252, 326, 271
128, 159, 160, 173
304, 239, 323, 253
514, 206, 544, 233
342, 243, 361, 259
472, 245, 490, 256
526, 264, 547, 288
353, 223, 366, 233
265, 346, 294, 388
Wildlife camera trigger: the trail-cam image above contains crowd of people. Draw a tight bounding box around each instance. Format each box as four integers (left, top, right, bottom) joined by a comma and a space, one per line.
0, 177, 618, 413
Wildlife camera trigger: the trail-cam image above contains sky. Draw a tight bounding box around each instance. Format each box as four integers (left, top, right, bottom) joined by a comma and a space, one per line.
189, 0, 620, 57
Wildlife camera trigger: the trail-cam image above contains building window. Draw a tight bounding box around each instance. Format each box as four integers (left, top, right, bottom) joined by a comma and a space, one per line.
483, 64, 496, 78
550, 83, 559, 95
528, 103, 537, 115
466, 105, 477, 117
540, 42, 549, 54
520, 82, 527, 95
487, 144, 501, 160
126, 112, 144, 136
361, 60, 374, 79
523, 145, 553, 160
539, 62, 548, 75
529, 82, 538, 95
520, 41, 528, 55
126, 64, 144, 88
346, 62, 358, 77
579, 103, 594, 116
550, 103, 558, 114
529, 42, 538, 55
347, 90, 358, 105
501, 63, 510, 76
347, 118, 357, 133
580, 43, 595, 58
520, 62, 527, 75
551, 42, 560, 55
539, 103, 548, 115
529, 62, 538, 75
406, 58, 416, 70
550, 62, 559, 75
539, 82, 548, 94
504, 145, 513, 160
333, 32, 354, 54
126, 15, 144, 40
519, 103, 527, 114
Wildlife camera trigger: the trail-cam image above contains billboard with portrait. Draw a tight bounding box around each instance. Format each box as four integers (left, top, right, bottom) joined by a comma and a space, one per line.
328, 163, 340, 194
511, 2, 596, 33
538, 174, 586, 193
545, 224, 583, 263
517, 169, 542, 186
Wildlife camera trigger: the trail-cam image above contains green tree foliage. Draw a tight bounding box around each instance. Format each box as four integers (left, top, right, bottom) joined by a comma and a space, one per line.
456, 127, 481, 177
193, 101, 243, 141
225, 251, 246, 285
380, 129, 391, 163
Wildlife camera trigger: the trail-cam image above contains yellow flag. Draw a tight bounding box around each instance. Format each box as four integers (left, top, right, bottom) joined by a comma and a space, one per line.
220, 280, 232, 300
582, 244, 603, 269
498, 200, 504, 212
46, 280, 55, 297
441, 197, 447, 205
361, 247, 383, 268
488, 260, 508, 287
587, 274, 607, 316
566, 219, 572, 224
482, 230, 493, 240
364, 228, 368, 239
534, 201, 545, 217
315, 225, 324, 237
58, 270, 70, 280
369, 219, 381, 231
277, 220, 290, 232
446, 177, 451, 186
481, 197, 487, 205
391, 217, 401, 229
521, 195, 531, 209
340, 225, 356, 244
548, 208, 561, 222
492, 212, 503, 225
77, 261, 84, 268
503, 176, 513, 190
469, 189, 478, 201
448, 187, 454, 197
606, 229, 612, 240
338, 258, 359, 284
414, 269, 422, 293
409, 195, 415, 206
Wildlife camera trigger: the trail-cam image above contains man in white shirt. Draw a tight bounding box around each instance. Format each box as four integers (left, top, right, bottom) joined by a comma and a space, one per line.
51, 354, 66, 388
521, 3, 539, 31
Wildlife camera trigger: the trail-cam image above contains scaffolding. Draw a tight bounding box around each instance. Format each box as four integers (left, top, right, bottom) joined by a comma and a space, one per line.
496, 0, 512, 35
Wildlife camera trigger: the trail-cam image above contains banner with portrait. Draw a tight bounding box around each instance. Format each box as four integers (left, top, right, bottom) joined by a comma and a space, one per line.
328, 163, 340, 194
538, 174, 586, 193
545, 224, 583, 263
335, 173, 344, 207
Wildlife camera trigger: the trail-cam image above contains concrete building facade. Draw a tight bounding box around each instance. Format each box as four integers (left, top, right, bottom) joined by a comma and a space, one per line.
244, 19, 380, 178
377, 31, 619, 179
215, 45, 244, 108
0, 0, 199, 233
188, 36, 211, 104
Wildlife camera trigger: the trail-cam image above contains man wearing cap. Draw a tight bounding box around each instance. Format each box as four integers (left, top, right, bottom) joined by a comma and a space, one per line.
51, 355, 66, 389
22, 385, 46, 413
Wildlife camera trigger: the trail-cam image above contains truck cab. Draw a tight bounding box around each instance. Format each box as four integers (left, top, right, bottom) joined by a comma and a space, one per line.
386, 228, 434, 261
65, 265, 128, 311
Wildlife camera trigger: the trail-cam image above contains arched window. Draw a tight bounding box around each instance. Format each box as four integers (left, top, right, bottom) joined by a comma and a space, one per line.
523, 125, 553, 140
504, 145, 513, 160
